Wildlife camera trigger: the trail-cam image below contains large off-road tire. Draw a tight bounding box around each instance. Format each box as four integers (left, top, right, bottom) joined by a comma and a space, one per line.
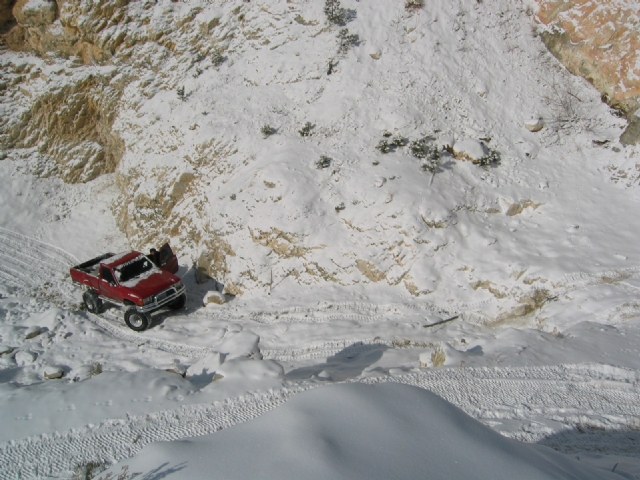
124, 308, 150, 331
167, 293, 186, 311
83, 290, 103, 314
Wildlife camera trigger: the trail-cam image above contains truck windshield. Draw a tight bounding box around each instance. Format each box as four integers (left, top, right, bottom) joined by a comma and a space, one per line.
115, 257, 154, 283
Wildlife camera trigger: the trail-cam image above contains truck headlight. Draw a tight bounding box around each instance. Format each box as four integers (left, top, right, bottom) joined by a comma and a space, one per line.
143, 296, 154, 305
175, 281, 184, 290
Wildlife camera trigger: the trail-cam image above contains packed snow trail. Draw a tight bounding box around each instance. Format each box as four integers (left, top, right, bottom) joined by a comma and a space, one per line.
2, 226, 640, 364
1, 363, 639, 479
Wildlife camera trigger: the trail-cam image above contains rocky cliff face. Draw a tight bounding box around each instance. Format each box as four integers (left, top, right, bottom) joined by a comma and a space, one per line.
535, 0, 640, 143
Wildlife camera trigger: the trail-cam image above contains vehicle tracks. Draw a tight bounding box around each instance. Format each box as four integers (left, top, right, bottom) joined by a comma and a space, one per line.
0, 363, 638, 479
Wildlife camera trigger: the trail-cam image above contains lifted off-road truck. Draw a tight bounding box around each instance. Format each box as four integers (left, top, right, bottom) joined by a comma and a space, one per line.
70, 244, 186, 331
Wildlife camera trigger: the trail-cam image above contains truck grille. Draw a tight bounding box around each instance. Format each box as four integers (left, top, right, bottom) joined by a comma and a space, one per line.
156, 288, 174, 302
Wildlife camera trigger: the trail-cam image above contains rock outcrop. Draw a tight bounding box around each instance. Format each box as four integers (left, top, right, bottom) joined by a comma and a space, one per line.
535, 0, 640, 142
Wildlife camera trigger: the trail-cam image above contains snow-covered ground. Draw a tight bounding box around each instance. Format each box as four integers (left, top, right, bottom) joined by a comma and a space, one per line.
1, 0, 640, 479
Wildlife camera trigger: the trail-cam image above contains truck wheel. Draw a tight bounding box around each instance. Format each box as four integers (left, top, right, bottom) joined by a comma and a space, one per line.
167, 293, 186, 310
83, 290, 103, 314
124, 308, 150, 331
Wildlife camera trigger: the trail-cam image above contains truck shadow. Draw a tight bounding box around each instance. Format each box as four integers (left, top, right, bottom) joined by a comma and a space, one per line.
286, 343, 389, 382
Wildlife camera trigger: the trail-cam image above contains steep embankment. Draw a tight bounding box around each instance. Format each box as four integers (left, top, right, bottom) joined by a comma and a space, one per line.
1, 0, 637, 322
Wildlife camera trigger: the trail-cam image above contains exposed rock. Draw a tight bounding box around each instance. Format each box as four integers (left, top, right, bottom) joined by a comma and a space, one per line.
506, 203, 523, 217
164, 365, 186, 377
43, 365, 64, 379
506, 199, 543, 216
524, 118, 544, 132
452, 138, 486, 162
24, 325, 42, 339
194, 237, 236, 286
4, 74, 124, 183
251, 228, 316, 258
222, 281, 243, 296
13, 0, 57, 27
356, 259, 386, 283
535, 0, 640, 118
620, 110, 640, 146
4, 0, 138, 62
0, 344, 14, 356
203, 290, 225, 306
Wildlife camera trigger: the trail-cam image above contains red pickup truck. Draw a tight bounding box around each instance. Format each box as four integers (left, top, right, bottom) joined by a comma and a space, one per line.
70, 244, 186, 331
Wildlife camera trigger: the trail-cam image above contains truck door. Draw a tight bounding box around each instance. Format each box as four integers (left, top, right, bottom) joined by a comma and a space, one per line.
158, 243, 179, 274
99, 265, 121, 303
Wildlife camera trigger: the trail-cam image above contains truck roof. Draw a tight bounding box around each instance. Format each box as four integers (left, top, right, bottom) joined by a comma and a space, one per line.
101, 251, 142, 268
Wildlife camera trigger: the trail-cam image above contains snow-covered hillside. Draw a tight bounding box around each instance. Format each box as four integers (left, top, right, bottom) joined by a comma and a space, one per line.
1, 0, 640, 479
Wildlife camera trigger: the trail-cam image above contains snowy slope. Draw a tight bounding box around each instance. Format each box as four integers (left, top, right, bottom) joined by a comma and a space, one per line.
1, 0, 640, 479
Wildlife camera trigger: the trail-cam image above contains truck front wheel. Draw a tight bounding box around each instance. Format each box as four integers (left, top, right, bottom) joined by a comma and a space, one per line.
83, 290, 103, 314
124, 308, 150, 331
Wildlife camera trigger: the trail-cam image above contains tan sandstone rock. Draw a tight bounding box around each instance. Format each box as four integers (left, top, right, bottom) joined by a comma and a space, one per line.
13, 0, 57, 27
535, 0, 640, 119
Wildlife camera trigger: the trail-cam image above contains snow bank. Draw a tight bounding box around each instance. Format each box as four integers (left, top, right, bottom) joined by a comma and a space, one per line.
105, 382, 619, 480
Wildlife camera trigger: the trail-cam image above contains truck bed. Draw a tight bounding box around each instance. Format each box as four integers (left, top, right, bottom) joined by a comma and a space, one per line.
72, 253, 114, 277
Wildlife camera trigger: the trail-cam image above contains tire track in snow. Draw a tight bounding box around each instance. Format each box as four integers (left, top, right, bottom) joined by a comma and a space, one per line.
1, 364, 638, 480
1, 227, 640, 362
0, 228, 78, 296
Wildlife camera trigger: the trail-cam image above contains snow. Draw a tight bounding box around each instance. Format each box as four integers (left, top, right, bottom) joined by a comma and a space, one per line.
0, 0, 640, 478
101, 383, 622, 480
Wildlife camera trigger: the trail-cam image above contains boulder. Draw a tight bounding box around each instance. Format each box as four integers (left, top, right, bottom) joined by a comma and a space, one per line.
43, 365, 64, 379
25, 326, 42, 339
620, 110, 640, 146
12, 0, 57, 27
524, 118, 544, 132
203, 290, 225, 306
452, 138, 486, 162
0, 344, 13, 356
536, 1, 640, 116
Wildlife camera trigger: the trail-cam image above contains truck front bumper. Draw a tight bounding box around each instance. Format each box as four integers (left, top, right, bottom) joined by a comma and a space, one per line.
137, 282, 186, 313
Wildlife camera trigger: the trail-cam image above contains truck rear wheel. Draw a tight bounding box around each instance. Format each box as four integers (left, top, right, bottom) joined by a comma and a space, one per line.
167, 293, 186, 310
124, 308, 150, 331
83, 290, 103, 314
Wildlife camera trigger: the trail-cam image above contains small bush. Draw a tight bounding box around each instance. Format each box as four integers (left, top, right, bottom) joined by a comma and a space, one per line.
409, 137, 439, 160
325, 0, 346, 25
410, 137, 441, 173
421, 157, 440, 173
391, 135, 407, 147
316, 155, 331, 169
335, 202, 345, 212
261, 124, 275, 137
176, 86, 185, 101
71, 461, 106, 480
211, 49, 225, 66
299, 121, 313, 136
376, 140, 390, 154
327, 59, 335, 75
476, 147, 501, 168
405, 0, 424, 9
431, 345, 446, 367
337, 28, 359, 54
